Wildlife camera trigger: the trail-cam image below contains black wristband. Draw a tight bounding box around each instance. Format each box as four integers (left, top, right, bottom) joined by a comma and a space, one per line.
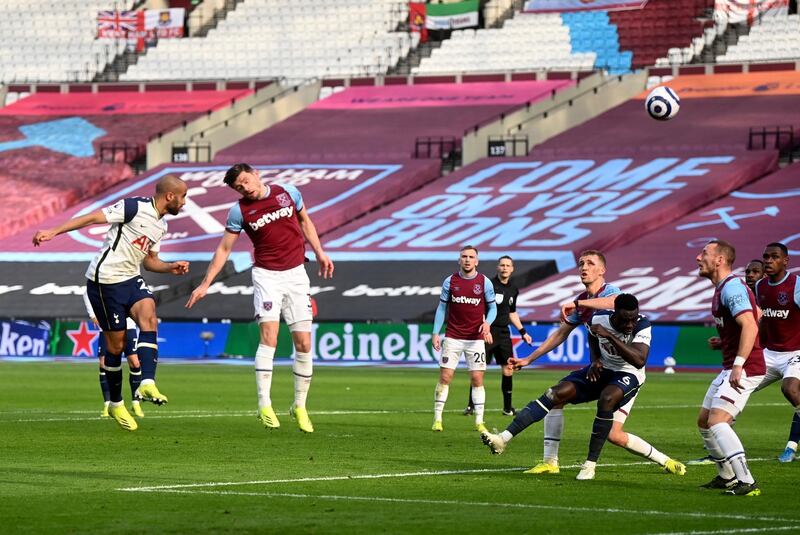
519, 327, 527, 336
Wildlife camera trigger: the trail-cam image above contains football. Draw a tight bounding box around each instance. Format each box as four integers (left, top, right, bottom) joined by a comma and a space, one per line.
645, 86, 680, 121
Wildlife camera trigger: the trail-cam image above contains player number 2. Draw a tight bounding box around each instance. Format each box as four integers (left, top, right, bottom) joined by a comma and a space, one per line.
137, 278, 152, 294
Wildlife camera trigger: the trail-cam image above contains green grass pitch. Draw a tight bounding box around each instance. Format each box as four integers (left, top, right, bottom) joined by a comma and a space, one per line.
1, 361, 799, 534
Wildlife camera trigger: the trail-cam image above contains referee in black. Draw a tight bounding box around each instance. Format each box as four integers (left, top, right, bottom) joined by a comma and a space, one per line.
464, 255, 532, 416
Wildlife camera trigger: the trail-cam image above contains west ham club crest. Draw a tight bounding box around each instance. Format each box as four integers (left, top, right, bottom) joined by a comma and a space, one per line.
778, 292, 790, 306
276, 193, 292, 207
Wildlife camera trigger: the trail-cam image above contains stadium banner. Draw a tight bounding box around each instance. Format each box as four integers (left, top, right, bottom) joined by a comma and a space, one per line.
0, 259, 554, 323
97, 8, 185, 40
10, 317, 716, 367
49, 320, 231, 359
633, 71, 800, 100
0, 320, 50, 357
0, 89, 254, 116
217, 320, 688, 368
0, 161, 440, 266
144, 8, 185, 39
522, 0, 649, 13
310, 80, 575, 110
714, 0, 788, 26
517, 165, 800, 323
324, 152, 777, 272
425, 0, 480, 30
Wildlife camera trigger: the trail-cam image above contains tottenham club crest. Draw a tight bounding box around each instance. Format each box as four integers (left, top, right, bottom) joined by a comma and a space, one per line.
778, 292, 790, 306
276, 193, 292, 207
473, 284, 482, 295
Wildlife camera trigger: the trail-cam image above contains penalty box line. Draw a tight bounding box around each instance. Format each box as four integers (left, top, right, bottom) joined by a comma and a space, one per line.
118, 487, 800, 526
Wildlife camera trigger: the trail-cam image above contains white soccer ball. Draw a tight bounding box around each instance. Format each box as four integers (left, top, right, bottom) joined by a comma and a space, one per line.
645, 86, 680, 121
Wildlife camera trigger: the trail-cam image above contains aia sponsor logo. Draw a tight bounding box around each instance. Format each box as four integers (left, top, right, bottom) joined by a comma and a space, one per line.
131, 235, 152, 253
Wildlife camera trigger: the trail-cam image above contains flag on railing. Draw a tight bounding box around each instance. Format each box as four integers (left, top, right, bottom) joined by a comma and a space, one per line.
425, 0, 480, 30
97, 8, 185, 41
96, 10, 138, 39
409, 3, 428, 43
144, 8, 185, 39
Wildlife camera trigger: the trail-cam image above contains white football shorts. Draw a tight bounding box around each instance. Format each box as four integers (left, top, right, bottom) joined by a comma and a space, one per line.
755, 348, 800, 391
702, 368, 764, 417
613, 389, 640, 424
251, 264, 313, 326
438, 338, 487, 372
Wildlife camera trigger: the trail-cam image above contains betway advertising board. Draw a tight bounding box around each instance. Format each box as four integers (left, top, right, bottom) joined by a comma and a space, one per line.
324, 153, 777, 272
0, 260, 554, 322
0, 161, 440, 267
518, 165, 800, 322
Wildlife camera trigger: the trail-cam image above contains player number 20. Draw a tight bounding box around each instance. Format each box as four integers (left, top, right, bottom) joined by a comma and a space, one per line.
473, 352, 486, 364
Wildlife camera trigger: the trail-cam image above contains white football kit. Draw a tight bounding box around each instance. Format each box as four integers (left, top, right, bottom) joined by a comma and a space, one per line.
85, 197, 166, 284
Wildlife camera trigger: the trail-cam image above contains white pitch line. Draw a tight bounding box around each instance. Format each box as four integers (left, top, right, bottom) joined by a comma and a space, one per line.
646, 527, 800, 535
118, 457, 776, 493
0, 402, 789, 424
117, 489, 800, 525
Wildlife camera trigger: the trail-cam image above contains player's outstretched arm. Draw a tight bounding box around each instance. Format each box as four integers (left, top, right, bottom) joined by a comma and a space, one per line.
560, 295, 617, 322
296, 206, 334, 279
510, 322, 575, 369
32, 210, 107, 246
143, 251, 189, 275
185, 231, 238, 309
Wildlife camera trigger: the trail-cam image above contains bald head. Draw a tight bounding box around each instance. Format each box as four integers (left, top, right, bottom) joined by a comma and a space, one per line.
156, 174, 187, 195
154, 174, 188, 216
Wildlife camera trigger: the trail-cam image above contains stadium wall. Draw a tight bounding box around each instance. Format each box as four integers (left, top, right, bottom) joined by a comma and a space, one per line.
146, 80, 321, 167
461, 70, 646, 164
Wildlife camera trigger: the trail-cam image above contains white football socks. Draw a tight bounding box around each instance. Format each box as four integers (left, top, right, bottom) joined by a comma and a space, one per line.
700, 426, 736, 480
710, 422, 754, 484
293, 351, 313, 408
625, 433, 668, 466
543, 408, 564, 464
471, 385, 486, 424
434, 383, 449, 421
255, 344, 275, 408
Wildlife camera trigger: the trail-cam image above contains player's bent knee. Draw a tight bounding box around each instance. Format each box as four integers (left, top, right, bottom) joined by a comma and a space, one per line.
607, 429, 626, 446
707, 407, 735, 426
781, 381, 800, 405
